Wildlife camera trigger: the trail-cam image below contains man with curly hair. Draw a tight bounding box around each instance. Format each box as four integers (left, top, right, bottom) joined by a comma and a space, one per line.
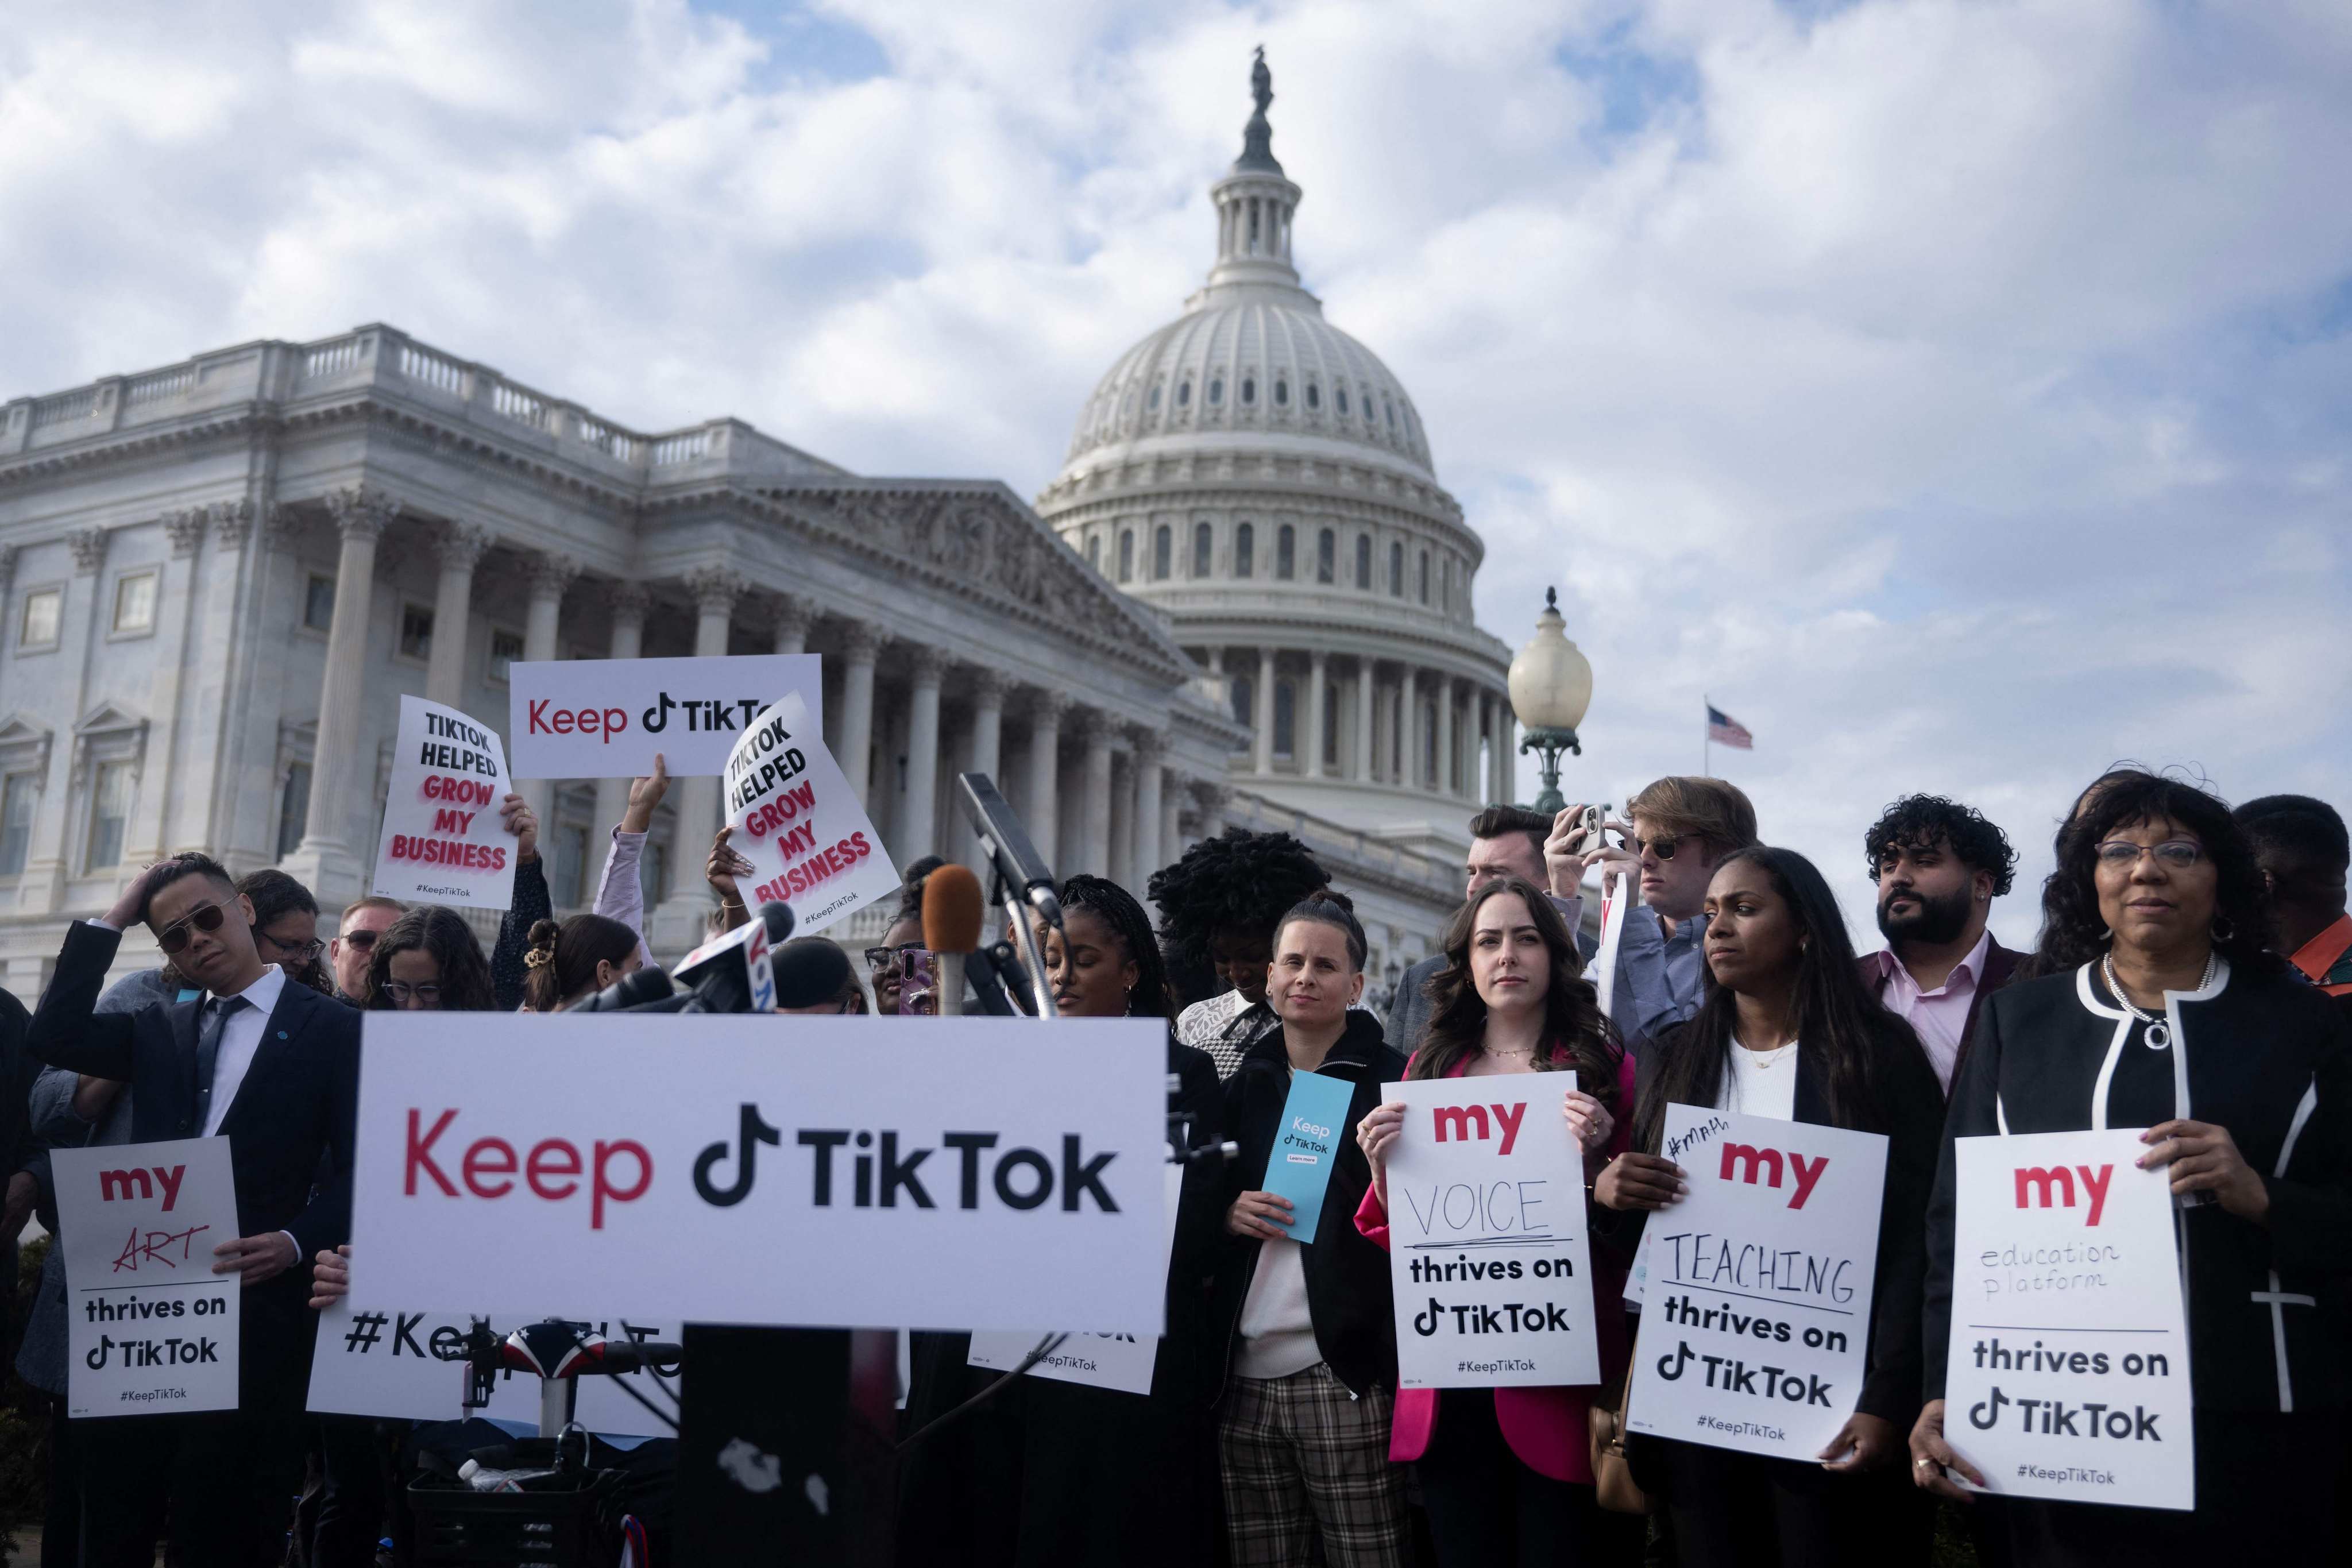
1148, 828, 1330, 1077
1859, 793, 2022, 1091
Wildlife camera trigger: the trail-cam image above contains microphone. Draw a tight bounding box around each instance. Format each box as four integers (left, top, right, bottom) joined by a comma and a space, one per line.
567, 964, 678, 1012
955, 773, 1061, 929
964, 940, 1032, 1017
919, 864, 986, 1018
674, 902, 797, 1013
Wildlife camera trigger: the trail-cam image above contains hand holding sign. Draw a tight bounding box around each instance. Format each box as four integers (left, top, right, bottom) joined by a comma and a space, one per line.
1227, 1191, 1295, 1242
2138, 1118, 2266, 1218
211, 1231, 300, 1287
1594, 1152, 1686, 1211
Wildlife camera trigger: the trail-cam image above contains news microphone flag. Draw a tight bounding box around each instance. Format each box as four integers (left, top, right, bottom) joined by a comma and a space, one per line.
1706, 705, 1754, 751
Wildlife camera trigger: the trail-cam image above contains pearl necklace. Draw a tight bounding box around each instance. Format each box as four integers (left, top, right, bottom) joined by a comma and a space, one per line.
2101, 951, 2216, 1051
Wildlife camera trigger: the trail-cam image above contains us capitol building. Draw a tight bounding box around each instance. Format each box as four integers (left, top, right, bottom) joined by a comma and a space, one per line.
0, 56, 1513, 1001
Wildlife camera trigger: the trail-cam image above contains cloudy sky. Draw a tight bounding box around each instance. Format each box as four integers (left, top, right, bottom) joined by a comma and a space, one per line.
6, 0, 2346, 942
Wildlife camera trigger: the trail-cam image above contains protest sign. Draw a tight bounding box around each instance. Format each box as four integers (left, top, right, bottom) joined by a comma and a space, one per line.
1941, 1129, 2192, 1511
55, 1138, 241, 1418
508, 654, 821, 781
1381, 1075, 1600, 1389
967, 1164, 1185, 1396
372, 694, 516, 910
723, 691, 897, 935
308, 1301, 677, 1436
1260, 1071, 1357, 1241
1625, 1106, 1888, 1462
348, 1012, 1170, 1334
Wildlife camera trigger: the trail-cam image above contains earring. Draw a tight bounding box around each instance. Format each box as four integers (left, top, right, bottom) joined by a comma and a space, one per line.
2211, 915, 2234, 943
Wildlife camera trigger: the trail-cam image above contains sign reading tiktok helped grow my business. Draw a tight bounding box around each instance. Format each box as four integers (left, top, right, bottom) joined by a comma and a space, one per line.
1941, 1129, 2192, 1511
372, 694, 516, 910
1625, 1106, 1887, 1462
1382, 1076, 1600, 1389
55, 1138, 241, 1418
508, 654, 821, 780
723, 691, 896, 936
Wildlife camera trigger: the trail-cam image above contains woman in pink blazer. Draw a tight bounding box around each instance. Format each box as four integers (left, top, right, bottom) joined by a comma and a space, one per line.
1354, 875, 1644, 1567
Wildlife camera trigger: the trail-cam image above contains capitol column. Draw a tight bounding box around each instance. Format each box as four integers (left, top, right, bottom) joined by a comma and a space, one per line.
837, 623, 883, 811
1078, 712, 1115, 878
1024, 690, 1069, 872
1353, 658, 1374, 783
772, 594, 813, 658
1400, 667, 1420, 791
1474, 691, 1493, 802
1159, 765, 1184, 867
285, 486, 399, 902
590, 583, 653, 867
1253, 649, 1276, 775
1134, 730, 1165, 883
1494, 698, 1516, 806
519, 551, 581, 833
648, 567, 744, 951
1305, 651, 1328, 778
1108, 750, 1134, 890
424, 523, 491, 708
900, 646, 946, 863
960, 669, 1009, 882
122, 511, 211, 870
1435, 674, 1455, 798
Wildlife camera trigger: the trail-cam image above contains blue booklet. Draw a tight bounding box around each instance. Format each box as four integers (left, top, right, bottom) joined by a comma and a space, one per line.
1262, 1071, 1358, 1242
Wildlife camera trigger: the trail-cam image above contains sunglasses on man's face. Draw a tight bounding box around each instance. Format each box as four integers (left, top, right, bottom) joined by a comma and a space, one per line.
156, 902, 229, 956
1634, 835, 1683, 862
341, 928, 382, 952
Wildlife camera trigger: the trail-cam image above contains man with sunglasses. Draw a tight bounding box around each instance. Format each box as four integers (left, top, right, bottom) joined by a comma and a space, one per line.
330, 895, 404, 1002
1546, 775, 1760, 1051
24, 852, 360, 1566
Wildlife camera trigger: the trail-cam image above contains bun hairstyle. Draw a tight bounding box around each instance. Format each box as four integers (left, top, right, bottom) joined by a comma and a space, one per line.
522, 913, 641, 1011
1273, 893, 1366, 974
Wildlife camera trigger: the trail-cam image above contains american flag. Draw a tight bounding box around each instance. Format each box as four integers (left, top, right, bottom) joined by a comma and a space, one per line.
1706, 705, 1754, 750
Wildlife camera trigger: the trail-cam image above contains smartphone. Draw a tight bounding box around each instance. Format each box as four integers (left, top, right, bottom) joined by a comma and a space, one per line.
898, 951, 938, 1017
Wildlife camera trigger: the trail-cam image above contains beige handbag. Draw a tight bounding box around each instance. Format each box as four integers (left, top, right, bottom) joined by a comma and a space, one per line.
1588, 1331, 1653, 1515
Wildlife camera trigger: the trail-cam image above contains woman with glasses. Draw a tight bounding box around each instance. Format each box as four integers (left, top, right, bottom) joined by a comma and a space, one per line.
240, 868, 336, 996
1911, 770, 2352, 1562
362, 907, 499, 1011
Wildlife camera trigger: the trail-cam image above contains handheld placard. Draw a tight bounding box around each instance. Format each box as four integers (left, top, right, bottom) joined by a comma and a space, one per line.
1259, 1071, 1356, 1241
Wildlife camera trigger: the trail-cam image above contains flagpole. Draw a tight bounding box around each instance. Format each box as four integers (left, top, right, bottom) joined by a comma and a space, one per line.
1703, 692, 1710, 778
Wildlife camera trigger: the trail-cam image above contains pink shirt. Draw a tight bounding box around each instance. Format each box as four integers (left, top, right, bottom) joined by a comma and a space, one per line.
1865, 928, 1992, 1091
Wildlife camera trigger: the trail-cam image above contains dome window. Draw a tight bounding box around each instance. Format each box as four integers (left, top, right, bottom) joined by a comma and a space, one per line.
1230, 674, 1254, 729
1276, 524, 1295, 580
1148, 383, 1161, 411
1153, 524, 1172, 581
1241, 377, 1256, 406
1316, 527, 1335, 584
1306, 381, 1320, 411
1386, 397, 1398, 432
1209, 377, 1225, 406
1418, 549, 1430, 604
1389, 540, 1404, 596
1088, 535, 1102, 571
1354, 534, 1372, 588
1177, 380, 1192, 408
1363, 388, 1376, 423
1336, 386, 1349, 415
1273, 679, 1296, 759
1193, 522, 1212, 577
1275, 379, 1289, 407
1235, 522, 1255, 578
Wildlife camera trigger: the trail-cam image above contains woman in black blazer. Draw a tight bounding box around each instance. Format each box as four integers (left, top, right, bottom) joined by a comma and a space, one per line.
1596, 847, 1946, 1568
1911, 770, 2352, 1563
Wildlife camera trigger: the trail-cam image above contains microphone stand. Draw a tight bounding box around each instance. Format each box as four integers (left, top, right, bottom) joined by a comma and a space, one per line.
986, 854, 1059, 1021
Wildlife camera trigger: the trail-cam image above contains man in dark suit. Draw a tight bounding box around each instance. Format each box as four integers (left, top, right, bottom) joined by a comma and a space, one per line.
25, 852, 359, 1567
1859, 795, 2022, 1094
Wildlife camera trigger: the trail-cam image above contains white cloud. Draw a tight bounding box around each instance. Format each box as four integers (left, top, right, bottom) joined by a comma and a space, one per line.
1, 0, 2345, 944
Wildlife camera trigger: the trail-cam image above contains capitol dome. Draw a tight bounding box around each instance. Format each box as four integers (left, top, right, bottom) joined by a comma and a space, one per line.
1037, 51, 1513, 867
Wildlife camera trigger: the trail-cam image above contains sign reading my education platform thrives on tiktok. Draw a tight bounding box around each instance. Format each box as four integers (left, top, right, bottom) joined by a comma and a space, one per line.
1625, 1105, 1887, 1463
371, 694, 516, 912
1942, 1129, 2192, 1512
55, 1138, 241, 1418
1382, 1076, 1601, 1390
723, 690, 897, 936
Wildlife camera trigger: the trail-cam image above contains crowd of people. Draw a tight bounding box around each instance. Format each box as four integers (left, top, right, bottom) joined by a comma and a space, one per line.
0, 751, 2346, 1567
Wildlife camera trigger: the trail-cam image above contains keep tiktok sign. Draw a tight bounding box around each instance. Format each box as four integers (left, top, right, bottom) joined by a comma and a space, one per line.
1381, 1077, 1601, 1389
1942, 1129, 2192, 1511
1626, 1107, 1887, 1462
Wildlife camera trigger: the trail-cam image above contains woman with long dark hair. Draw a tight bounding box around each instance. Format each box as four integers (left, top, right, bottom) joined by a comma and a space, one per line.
1596, 847, 1945, 1567
1352, 876, 1636, 1566
519, 913, 642, 1011
1910, 771, 2352, 1563
361, 907, 499, 1012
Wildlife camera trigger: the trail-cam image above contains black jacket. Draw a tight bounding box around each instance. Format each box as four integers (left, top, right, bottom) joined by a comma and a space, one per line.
1612, 1015, 1948, 1431
1924, 961, 2352, 1413
25, 921, 361, 1408
1215, 1011, 1406, 1399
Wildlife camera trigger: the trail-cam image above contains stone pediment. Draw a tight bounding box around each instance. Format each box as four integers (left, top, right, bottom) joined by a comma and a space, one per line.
75, 700, 146, 737
0, 712, 55, 774
736, 480, 1194, 681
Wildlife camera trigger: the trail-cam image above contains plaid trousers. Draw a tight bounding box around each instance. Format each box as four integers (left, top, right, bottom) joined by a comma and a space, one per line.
1219, 1362, 1409, 1568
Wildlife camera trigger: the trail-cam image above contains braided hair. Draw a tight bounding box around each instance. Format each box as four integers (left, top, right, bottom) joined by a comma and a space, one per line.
1058, 875, 1173, 1023
1146, 828, 1329, 968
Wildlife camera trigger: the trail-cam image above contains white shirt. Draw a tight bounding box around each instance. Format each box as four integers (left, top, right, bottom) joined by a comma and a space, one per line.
1235, 1238, 1320, 1379
199, 963, 286, 1136
1717, 1037, 1799, 1121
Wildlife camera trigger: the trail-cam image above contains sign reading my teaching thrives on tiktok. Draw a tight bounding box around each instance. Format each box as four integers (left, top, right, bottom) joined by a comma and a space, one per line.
1625, 1106, 1887, 1462
54, 1139, 241, 1418
507, 654, 822, 780
371, 694, 516, 911
723, 690, 897, 936
346, 1013, 1172, 1335
1381, 1076, 1601, 1389
1942, 1129, 2192, 1512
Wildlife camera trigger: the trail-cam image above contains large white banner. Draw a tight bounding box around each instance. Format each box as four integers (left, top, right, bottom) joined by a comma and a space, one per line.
967, 1164, 1184, 1396
372, 694, 517, 910
723, 692, 897, 936
1941, 1129, 2192, 1511
508, 655, 821, 780
1382, 1076, 1601, 1389
308, 1301, 677, 1436
1625, 1106, 1888, 1462
55, 1138, 241, 1418
348, 1013, 1171, 1334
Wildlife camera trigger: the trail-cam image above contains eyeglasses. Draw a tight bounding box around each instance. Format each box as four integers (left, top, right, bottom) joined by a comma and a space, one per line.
262, 934, 325, 964
341, 929, 382, 952
156, 902, 228, 956
2095, 840, 2204, 870
380, 982, 443, 1005
864, 944, 924, 976
1635, 835, 1683, 862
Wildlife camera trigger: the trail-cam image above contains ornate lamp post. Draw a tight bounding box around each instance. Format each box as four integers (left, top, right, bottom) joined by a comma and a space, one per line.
1507, 588, 1593, 816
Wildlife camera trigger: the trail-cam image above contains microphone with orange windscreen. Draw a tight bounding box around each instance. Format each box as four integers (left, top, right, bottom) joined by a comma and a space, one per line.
918, 863, 986, 1018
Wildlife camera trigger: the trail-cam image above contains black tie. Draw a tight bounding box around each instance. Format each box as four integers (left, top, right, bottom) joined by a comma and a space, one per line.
194, 994, 248, 1133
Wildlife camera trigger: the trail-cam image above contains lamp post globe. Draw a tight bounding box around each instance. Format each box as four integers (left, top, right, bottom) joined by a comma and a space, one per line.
1506, 587, 1592, 815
